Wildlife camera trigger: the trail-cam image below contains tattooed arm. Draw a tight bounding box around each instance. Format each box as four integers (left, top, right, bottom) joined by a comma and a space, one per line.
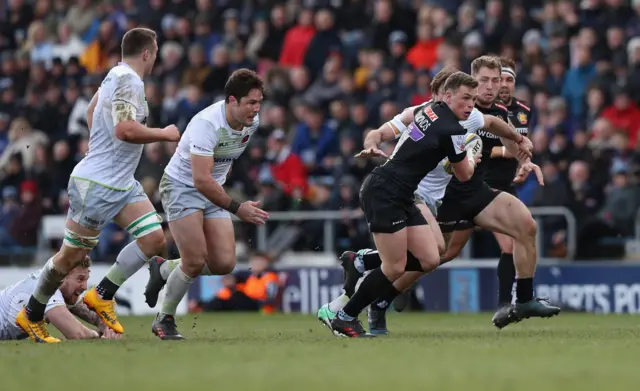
112, 75, 180, 143
69, 302, 100, 327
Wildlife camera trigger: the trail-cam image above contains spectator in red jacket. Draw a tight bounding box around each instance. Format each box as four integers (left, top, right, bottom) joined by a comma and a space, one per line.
600, 85, 640, 148
279, 8, 316, 67
266, 129, 308, 199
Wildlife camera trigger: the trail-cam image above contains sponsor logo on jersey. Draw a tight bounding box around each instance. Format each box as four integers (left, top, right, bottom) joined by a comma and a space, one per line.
517, 111, 528, 124
241, 135, 250, 143
425, 106, 439, 121
214, 157, 235, 163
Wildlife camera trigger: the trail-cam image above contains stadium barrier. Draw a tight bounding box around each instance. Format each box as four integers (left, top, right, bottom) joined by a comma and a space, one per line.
38, 206, 577, 262
0, 265, 188, 316
189, 261, 640, 315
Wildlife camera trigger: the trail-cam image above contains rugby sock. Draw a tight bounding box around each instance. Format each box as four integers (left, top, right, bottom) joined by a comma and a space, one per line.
328, 294, 350, 313
26, 258, 66, 321
515, 278, 534, 303
362, 251, 382, 271
160, 259, 211, 280
497, 253, 516, 304
160, 266, 194, 316
372, 285, 402, 311
99, 241, 150, 300
362, 251, 424, 272
160, 259, 181, 279
341, 268, 393, 319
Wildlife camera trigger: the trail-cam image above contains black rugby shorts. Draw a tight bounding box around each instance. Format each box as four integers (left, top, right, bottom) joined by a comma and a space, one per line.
359, 174, 427, 234
436, 183, 501, 233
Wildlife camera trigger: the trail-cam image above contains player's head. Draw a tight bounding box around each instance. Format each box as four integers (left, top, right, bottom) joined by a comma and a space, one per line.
59, 256, 91, 305
443, 71, 478, 121
498, 57, 516, 104
471, 55, 501, 106
121, 28, 158, 76
224, 68, 265, 127
430, 66, 458, 100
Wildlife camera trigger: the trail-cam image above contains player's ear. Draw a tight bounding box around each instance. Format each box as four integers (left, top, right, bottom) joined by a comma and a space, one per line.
444, 90, 453, 104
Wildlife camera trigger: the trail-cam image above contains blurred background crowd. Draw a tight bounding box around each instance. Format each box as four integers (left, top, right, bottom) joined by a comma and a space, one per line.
1, 0, 640, 265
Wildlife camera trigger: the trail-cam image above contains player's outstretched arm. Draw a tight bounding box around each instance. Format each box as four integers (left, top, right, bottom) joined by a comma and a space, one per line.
357, 107, 415, 158
46, 306, 101, 340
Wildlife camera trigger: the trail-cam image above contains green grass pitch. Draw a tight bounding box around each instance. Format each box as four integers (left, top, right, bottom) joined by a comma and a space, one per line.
1, 313, 639, 391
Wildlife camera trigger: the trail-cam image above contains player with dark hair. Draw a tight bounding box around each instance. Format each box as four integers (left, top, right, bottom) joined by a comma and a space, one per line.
329, 72, 481, 337
16, 27, 181, 342
147, 69, 269, 340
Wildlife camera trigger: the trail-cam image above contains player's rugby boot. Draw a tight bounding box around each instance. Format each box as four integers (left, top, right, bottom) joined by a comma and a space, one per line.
511, 298, 561, 321
15, 308, 61, 343
83, 287, 124, 334
317, 303, 336, 330
492, 303, 518, 329
145, 256, 168, 308
330, 314, 375, 338
152, 314, 185, 340
340, 250, 365, 294
367, 304, 389, 335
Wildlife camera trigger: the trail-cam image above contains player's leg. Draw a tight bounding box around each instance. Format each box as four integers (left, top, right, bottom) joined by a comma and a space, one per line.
493, 231, 516, 304
85, 182, 164, 333
152, 211, 206, 340
202, 207, 236, 275
17, 178, 102, 343
474, 190, 560, 326
367, 201, 443, 334
440, 228, 473, 263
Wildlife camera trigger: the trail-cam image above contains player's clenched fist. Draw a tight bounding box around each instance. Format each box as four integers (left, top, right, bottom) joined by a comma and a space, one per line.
162, 125, 181, 142
237, 200, 269, 225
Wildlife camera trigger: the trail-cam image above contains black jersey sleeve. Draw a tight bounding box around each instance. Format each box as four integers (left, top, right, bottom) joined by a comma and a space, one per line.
446, 134, 467, 163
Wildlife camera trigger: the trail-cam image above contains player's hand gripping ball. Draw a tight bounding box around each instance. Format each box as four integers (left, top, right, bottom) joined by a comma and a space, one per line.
443, 133, 483, 175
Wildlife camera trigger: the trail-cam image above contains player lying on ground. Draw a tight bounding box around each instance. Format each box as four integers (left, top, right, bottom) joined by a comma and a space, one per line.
321, 57, 558, 335
142, 69, 269, 340
318, 64, 534, 333
328, 72, 481, 337
16, 28, 181, 343
0, 257, 120, 341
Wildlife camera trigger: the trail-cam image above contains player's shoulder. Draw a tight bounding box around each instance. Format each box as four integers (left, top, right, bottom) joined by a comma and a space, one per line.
111, 65, 142, 85
513, 98, 531, 113
493, 102, 508, 112
191, 101, 224, 128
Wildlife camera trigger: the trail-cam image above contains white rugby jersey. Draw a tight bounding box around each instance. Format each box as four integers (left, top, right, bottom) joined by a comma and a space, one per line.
0, 271, 68, 340
71, 62, 149, 190
165, 100, 259, 187
388, 104, 485, 201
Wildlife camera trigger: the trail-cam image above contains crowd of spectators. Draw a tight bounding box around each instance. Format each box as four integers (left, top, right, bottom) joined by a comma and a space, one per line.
1, 0, 640, 263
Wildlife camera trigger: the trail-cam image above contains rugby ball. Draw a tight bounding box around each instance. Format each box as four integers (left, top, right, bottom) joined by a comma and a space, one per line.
443, 133, 483, 175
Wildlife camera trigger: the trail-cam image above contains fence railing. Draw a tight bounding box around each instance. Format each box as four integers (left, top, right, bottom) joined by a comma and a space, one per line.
38, 206, 577, 262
